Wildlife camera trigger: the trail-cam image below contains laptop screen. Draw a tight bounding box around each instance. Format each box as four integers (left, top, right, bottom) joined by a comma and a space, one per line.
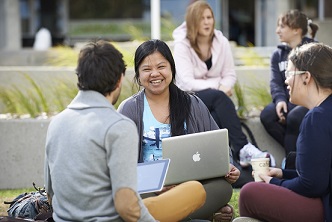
137, 159, 170, 194
162, 129, 229, 186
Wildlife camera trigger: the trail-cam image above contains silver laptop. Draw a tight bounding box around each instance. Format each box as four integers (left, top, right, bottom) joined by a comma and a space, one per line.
162, 129, 229, 186
137, 158, 170, 194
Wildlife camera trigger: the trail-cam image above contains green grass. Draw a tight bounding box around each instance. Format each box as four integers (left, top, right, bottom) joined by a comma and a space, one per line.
0, 188, 240, 218
231, 189, 240, 218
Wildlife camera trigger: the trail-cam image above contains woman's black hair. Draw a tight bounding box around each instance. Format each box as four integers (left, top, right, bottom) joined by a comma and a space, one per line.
134, 39, 192, 136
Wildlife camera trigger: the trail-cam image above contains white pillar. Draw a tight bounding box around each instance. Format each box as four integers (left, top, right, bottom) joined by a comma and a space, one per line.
318, 0, 324, 21
0, 0, 21, 50
151, 0, 160, 40
255, 0, 263, 46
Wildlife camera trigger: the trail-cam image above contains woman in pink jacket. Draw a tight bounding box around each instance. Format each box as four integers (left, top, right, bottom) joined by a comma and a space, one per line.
173, 0, 275, 187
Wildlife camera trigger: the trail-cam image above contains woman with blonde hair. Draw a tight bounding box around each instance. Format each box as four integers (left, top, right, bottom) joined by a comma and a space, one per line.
173, 0, 274, 188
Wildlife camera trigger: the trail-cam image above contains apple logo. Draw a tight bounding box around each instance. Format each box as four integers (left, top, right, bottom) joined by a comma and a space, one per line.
192, 152, 201, 162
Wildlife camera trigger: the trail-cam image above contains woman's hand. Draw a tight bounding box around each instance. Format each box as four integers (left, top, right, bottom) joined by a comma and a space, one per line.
259, 174, 273, 183
219, 85, 233, 97
258, 167, 283, 184
268, 167, 283, 178
225, 163, 240, 184
276, 101, 287, 124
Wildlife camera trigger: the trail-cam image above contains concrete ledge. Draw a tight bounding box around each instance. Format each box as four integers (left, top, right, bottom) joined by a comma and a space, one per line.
0, 117, 285, 189
0, 119, 49, 189
0, 50, 50, 66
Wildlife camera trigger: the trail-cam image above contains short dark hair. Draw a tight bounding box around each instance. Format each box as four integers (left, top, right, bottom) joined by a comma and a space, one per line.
76, 40, 126, 96
289, 42, 332, 90
134, 39, 192, 136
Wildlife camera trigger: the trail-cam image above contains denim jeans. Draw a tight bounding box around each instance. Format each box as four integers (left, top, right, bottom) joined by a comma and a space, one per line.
195, 88, 248, 157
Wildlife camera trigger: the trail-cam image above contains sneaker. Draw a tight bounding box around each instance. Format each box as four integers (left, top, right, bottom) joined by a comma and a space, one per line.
269, 154, 276, 167
239, 143, 273, 168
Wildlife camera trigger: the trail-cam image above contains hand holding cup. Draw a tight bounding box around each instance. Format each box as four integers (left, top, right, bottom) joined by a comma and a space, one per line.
251, 158, 270, 182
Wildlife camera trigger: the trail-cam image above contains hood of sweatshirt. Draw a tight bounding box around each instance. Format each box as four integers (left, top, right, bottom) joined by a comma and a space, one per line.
172, 22, 187, 43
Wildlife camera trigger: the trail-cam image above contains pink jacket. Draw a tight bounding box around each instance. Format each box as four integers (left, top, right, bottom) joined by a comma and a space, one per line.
172, 22, 237, 92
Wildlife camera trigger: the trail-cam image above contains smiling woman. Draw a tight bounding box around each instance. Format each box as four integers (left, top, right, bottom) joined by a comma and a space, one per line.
118, 39, 240, 221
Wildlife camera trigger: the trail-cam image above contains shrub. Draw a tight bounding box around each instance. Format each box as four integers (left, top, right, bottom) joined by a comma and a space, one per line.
0, 73, 137, 118
0, 74, 76, 118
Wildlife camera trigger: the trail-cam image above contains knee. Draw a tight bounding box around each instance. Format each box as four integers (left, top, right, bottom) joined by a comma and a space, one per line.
211, 90, 234, 106
166, 180, 207, 209
219, 179, 233, 200
260, 106, 275, 123
238, 182, 261, 215
286, 113, 302, 130
239, 182, 269, 205
222, 94, 236, 107
178, 180, 207, 201
239, 182, 257, 202
143, 181, 206, 222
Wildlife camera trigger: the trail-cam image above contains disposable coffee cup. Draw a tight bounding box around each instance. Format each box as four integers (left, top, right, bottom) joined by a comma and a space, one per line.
251, 158, 270, 182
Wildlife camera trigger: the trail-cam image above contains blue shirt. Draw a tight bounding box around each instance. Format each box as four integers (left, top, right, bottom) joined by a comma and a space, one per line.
142, 95, 171, 162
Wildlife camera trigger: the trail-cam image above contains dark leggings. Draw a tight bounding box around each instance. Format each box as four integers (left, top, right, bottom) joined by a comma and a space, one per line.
239, 182, 324, 222
195, 89, 248, 158
195, 89, 256, 188
260, 102, 308, 155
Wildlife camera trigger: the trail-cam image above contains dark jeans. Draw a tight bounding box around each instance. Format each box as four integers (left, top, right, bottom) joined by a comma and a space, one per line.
195, 89, 248, 157
260, 102, 308, 155
195, 89, 256, 188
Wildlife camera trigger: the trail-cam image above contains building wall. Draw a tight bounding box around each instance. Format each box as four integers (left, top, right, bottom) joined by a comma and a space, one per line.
0, 0, 331, 50
255, 0, 276, 46
315, 19, 332, 46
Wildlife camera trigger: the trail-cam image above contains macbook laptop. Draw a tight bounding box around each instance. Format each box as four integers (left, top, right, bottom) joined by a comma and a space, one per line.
137, 158, 170, 194
162, 129, 229, 186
